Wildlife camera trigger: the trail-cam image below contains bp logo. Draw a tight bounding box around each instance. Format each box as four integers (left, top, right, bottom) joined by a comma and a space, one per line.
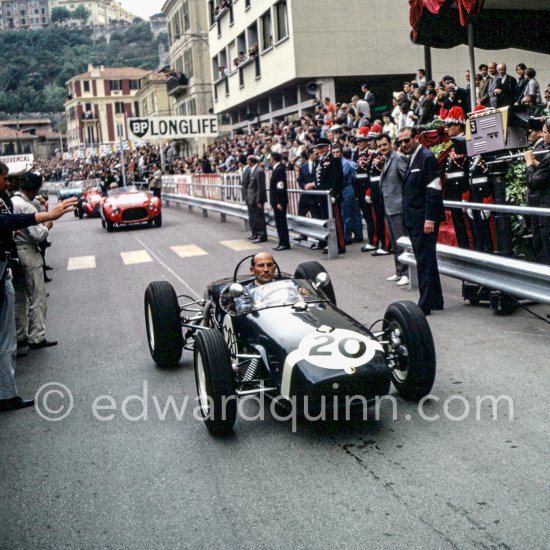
129, 119, 150, 138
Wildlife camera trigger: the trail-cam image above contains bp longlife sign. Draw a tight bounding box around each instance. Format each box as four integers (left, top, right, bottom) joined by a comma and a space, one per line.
127, 116, 218, 140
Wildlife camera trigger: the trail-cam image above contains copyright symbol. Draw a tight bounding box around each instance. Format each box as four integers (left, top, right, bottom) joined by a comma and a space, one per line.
34, 382, 74, 422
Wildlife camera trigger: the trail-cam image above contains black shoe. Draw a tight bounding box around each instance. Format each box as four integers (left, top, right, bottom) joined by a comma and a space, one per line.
44, 275, 52, 283
0, 396, 35, 412
273, 245, 291, 251
432, 305, 444, 311
247, 235, 258, 241
17, 339, 29, 358
251, 237, 268, 243
44, 265, 53, 271
361, 243, 376, 252
29, 339, 58, 349
420, 307, 431, 316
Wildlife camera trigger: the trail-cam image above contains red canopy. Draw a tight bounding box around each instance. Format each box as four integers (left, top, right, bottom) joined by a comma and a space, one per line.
410, 1, 485, 41
409, 0, 550, 54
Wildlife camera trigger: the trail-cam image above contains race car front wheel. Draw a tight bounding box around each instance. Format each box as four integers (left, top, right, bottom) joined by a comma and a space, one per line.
194, 330, 236, 436
383, 300, 436, 401
294, 261, 336, 305
144, 281, 183, 368
153, 213, 162, 228
106, 220, 114, 232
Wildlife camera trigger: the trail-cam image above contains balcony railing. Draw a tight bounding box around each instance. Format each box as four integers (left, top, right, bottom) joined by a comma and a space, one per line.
81, 111, 97, 121
167, 73, 189, 97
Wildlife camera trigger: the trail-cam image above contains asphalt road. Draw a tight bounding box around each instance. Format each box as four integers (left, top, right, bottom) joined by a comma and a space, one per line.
1, 201, 549, 550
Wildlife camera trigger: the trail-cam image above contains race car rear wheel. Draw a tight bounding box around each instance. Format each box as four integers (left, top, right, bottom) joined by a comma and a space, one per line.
294, 261, 336, 305
78, 208, 84, 219
383, 300, 436, 401
194, 330, 236, 436
154, 213, 162, 228
144, 281, 183, 368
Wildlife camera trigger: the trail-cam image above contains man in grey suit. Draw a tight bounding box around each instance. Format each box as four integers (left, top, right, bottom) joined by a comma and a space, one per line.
377, 133, 409, 286
247, 156, 267, 243
239, 154, 254, 240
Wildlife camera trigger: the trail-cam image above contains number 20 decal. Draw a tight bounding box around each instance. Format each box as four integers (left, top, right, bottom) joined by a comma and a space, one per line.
310, 334, 367, 359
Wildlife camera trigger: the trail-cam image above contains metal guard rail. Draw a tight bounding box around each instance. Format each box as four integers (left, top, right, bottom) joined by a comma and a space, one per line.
162, 192, 333, 255
397, 236, 550, 305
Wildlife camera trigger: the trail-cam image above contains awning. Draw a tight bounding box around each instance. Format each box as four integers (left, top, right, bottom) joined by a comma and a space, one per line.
410, 0, 550, 55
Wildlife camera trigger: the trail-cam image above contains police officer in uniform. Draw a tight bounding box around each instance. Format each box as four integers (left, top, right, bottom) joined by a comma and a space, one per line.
353, 134, 376, 251
314, 138, 346, 254
0, 162, 76, 412
444, 106, 472, 249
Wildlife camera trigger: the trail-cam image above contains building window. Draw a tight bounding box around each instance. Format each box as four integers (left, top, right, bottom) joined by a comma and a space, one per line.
115, 102, 124, 114
182, 1, 190, 31
260, 10, 272, 51
130, 79, 141, 90
275, 1, 288, 42
110, 80, 122, 91
188, 99, 196, 116
83, 80, 90, 92
183, 48, 193, 79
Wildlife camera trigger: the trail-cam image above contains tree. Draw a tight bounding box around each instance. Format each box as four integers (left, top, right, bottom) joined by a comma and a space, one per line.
51, 7, 71, 24
72, 5, 91, 25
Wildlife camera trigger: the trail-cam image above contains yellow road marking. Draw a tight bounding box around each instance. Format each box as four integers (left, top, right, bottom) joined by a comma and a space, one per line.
220, 239, 261, 251
67, 256, 96, 270
120, 250, 153, 265
171, 244, 208, 258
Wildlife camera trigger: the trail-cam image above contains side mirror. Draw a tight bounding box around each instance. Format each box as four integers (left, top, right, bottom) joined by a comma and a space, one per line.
228, 283, 244, 297
314, 272, 330, 289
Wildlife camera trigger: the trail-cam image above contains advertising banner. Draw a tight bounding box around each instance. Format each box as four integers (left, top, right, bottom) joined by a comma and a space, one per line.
127, 116, 219, 140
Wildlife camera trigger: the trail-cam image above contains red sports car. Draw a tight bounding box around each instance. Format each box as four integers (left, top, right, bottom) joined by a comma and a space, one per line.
78, 188, 103, 218
100, 186, 162, 232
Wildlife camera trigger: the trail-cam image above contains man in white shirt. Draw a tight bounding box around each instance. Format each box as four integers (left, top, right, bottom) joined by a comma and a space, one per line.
11, 173, 57, 350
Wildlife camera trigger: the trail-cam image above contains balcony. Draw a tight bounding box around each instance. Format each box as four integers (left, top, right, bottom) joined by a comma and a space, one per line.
167, 72, 189, 97
81, 110, 97, 121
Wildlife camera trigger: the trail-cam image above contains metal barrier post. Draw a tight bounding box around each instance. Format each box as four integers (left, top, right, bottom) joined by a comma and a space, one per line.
326, 195, 338, 259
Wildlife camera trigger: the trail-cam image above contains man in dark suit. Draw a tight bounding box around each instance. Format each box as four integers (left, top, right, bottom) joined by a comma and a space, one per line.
247, 156, 267, 243
269, 152, 290, 251
491, 63, 517, 108
398, 127, 445, 315
525, 119, 550, 265
377, 133, 409, 285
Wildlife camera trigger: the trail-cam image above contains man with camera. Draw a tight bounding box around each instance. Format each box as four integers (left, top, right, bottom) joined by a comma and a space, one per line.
0, 163, 77, 412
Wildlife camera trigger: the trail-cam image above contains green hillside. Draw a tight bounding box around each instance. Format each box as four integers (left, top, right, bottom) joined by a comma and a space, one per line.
0, 23, 166, 114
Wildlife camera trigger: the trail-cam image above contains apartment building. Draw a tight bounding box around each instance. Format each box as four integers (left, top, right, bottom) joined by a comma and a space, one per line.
49, 0, 134, 26
162, 0, 214, 153
0, 0, 49, 30
64, 64, 149, 151
208, 0, 550, 131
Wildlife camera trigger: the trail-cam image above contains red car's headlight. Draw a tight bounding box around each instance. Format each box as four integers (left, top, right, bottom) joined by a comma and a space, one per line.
112, 207, 120, 215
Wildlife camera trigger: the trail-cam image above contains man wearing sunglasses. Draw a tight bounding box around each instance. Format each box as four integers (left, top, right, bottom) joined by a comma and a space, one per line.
398, 128, 445, 315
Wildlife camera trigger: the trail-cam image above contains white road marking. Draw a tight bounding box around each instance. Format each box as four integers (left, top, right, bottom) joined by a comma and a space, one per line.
120, 250, 153, 265
67, 256, 96, 270
221, 239, 260, 251
134, 237, 201, 298
171, 244, 208, 258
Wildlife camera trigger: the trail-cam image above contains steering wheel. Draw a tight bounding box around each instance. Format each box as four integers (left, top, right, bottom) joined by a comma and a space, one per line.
233, 254, 282, 282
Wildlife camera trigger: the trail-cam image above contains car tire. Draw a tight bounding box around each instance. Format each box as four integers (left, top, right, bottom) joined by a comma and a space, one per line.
194, 329, 236, 436
78, 208, 84, 219
106, 220, 114, 232
384, 300, 436, 401
154, 213, 162, 228
144, 281, 183, 368
294, 261, 336, 305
